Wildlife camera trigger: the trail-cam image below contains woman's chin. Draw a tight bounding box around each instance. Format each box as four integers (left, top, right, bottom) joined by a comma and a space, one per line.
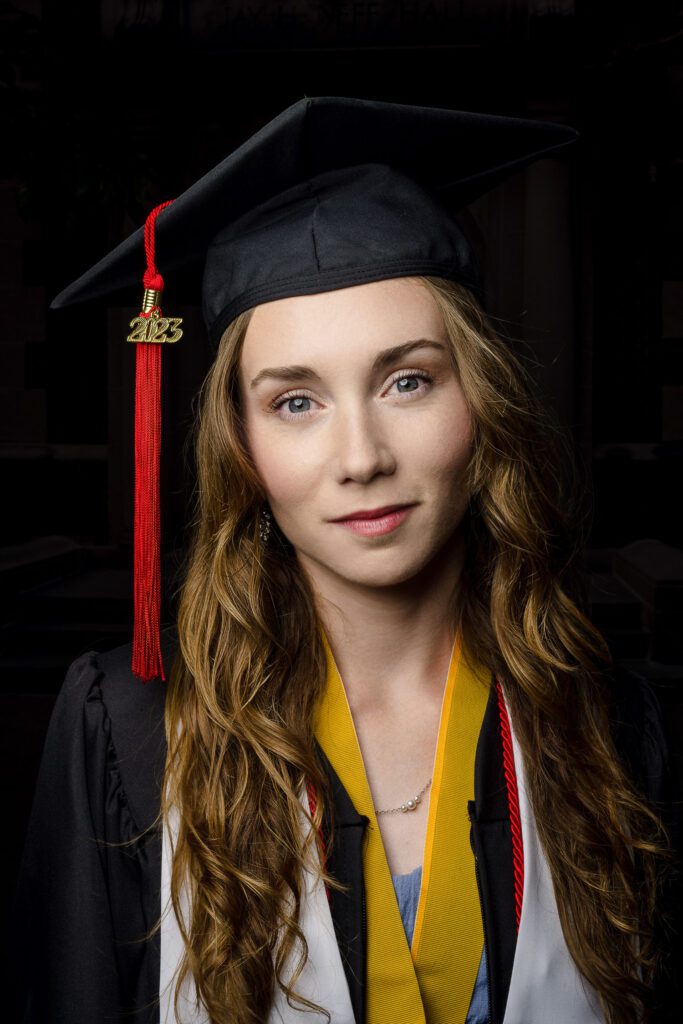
309, 547, 438, 591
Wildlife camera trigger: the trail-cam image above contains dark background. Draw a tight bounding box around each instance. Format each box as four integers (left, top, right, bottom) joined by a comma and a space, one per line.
2, 0, 682, 1008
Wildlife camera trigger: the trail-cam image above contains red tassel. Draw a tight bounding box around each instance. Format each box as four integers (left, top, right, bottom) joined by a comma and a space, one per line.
130, 200, 176, 683
132, 338, 164, 681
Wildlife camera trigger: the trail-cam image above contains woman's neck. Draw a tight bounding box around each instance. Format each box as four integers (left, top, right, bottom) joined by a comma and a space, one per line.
302, 528, 465, 714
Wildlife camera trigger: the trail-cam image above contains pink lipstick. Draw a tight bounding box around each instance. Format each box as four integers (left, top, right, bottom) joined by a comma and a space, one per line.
331, 504, 415, 536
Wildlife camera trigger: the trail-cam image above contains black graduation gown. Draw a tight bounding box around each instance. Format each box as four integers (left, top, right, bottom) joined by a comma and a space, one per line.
10, 626, 682, 1024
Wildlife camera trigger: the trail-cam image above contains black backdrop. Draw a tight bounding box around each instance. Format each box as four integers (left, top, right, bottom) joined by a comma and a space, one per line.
2, 0, 682, 1012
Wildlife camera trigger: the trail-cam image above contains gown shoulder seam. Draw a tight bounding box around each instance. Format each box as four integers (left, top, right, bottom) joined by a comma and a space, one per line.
73, 650, 149, 844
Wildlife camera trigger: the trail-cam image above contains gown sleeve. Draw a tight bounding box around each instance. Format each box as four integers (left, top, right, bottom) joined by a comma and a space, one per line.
11, 649, 162, 1024
609, 663, 683, 1023
609, 663, 681, 852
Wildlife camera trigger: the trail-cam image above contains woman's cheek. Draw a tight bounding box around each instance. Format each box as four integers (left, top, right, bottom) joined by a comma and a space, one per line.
255, 443, 317, 509
406, 414, 472, 476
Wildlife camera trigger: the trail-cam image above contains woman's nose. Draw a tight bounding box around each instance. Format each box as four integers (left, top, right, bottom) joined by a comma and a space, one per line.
330, 401, 396, 484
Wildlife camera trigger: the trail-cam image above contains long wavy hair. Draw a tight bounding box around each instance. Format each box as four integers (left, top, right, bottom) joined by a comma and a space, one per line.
150, 276, 676, 1024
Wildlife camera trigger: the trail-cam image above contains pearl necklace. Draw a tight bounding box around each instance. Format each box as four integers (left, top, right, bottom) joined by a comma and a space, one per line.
375, 777, 432, 815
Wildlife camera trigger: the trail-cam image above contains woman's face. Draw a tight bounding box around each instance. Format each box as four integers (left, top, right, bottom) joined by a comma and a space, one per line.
238, 277, 473, 591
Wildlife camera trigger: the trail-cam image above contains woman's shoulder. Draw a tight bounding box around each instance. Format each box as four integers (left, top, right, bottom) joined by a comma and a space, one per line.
606, 658, 681, 851
58, 624, 177, 704
607, 660, 668, 776
57, 624, 177, 738
89, 625, 177, 733
52, 625, 178, 834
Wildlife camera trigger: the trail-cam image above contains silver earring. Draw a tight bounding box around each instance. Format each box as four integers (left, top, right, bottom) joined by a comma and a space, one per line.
259, 505, 272, 544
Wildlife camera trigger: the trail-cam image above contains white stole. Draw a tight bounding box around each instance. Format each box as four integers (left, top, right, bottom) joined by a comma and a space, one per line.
159, 690, 605, 1023
503, 697, 604, 1024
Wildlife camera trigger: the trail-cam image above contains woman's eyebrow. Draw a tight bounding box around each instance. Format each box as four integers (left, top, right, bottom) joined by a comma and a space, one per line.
249, 338, 447, 390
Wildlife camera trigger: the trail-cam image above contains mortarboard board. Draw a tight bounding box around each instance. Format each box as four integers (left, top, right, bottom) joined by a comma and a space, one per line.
49, 95, 580, 682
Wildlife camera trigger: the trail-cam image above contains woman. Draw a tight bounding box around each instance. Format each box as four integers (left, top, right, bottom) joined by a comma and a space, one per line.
12, 96, 680, 1024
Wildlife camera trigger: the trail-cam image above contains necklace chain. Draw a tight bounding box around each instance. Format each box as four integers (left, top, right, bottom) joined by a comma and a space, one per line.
375, 777, 432, 816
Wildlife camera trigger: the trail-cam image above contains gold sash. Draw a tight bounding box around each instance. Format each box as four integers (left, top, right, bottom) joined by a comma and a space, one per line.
314, 626, 491, 1024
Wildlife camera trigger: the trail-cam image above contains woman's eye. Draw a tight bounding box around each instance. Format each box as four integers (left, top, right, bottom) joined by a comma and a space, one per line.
269, 392, 318, 419
387, 369, 433, 396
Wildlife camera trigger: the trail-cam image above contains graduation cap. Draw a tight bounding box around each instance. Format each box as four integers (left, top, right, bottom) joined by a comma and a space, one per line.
49, 95, 579, 683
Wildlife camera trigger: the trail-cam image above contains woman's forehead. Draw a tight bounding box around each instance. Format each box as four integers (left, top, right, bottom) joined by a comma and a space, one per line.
240, 278, 445, 371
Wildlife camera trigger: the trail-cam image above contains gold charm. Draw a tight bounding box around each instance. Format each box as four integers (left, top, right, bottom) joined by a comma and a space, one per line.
127, 310, 184, 344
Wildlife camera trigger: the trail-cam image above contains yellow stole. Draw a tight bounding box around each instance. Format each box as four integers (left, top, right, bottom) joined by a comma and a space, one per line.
313, 626, 491, 1024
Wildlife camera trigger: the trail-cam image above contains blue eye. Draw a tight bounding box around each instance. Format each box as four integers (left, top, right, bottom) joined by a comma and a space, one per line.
388, 369, 433, 394
270, 389, 317, 417
283, 396, 312, 415
395, 376, 420, 392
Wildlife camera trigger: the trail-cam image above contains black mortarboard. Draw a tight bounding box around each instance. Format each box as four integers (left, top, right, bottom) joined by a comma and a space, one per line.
49, 95, 579, 682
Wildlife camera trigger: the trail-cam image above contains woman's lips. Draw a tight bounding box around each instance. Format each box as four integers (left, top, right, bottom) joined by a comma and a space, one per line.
332, 505, 415, 536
